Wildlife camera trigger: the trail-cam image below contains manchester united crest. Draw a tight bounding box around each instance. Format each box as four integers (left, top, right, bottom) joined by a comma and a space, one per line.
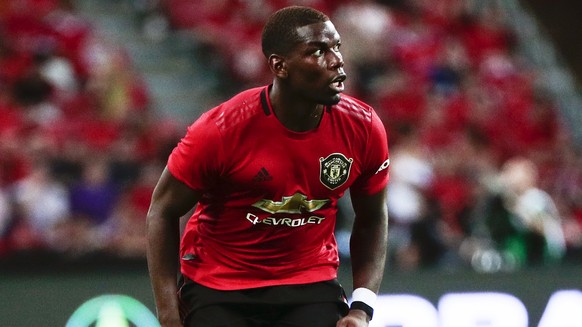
319, 153, 353, 190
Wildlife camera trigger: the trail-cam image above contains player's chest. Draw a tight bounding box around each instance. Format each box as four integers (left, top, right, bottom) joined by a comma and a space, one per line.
223, 135, 361, 197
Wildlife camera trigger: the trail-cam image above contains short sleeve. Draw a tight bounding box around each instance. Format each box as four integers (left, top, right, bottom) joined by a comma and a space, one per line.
167, 114, 223, 191
350, 110, 390, 196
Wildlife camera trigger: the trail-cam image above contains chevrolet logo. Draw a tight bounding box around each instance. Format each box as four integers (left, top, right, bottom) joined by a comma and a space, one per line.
252, 192, 329, 214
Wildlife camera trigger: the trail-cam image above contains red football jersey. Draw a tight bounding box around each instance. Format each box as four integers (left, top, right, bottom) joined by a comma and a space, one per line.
168, 85, 389, 290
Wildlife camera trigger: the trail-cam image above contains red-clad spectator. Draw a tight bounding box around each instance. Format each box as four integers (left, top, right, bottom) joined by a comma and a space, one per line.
14, 0, 59, 19
428, 137, 476, 238
0, 84, 25, 134
0, 135, 31, 185
162, 0, 233, 31
0, 8, 57, 55
43, 0, 94, 82
0, 42, 34, 86
391, 15, 443, 81
376, 68, 427, 133
414, 0, 466, 34
459, 7, 513, 66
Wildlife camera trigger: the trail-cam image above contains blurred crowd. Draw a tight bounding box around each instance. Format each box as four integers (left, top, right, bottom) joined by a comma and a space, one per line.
1, 0, 581, 272
0, 0, 182, 259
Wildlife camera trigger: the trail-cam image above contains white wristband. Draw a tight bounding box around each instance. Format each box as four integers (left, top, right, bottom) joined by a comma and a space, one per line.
352, 287, 377, 307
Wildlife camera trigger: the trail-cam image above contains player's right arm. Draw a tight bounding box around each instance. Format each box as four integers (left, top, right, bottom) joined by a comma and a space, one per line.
146, 167, 201, 326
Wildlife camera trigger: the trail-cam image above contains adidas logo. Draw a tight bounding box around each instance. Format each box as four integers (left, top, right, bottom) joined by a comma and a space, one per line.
253, 167, 273, 182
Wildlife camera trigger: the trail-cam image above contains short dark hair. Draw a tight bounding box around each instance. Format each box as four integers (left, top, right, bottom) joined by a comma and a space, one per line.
261, 6, 329, 58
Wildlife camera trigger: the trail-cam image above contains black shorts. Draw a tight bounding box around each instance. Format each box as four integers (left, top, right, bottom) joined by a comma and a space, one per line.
178, 276, 349, 327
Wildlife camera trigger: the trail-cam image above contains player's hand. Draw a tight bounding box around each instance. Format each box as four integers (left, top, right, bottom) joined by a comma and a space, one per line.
336, 309, 370, 327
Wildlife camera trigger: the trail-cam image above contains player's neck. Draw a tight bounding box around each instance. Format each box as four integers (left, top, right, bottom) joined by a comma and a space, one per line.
269, 84, 323, 132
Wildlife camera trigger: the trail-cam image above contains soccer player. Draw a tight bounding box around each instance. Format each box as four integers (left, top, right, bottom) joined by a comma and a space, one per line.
146, 6, 390, 327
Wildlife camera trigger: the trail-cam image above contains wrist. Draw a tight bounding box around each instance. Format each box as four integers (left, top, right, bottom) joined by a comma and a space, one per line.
350, 287, 376, 320
348, 307, 371, 323
156, 307, 181, 325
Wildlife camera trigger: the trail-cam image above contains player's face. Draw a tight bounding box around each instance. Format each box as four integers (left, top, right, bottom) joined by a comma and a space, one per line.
284, 21, 346, 105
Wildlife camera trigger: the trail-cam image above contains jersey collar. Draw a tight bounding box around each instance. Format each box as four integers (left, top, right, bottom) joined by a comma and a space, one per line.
260, 85, 333, 117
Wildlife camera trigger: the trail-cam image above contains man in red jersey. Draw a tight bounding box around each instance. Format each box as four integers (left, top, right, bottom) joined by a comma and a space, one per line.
147, 6, 390, 327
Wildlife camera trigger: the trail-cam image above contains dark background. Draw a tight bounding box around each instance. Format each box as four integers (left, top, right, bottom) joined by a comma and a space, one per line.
1, 256, 581, 326
521, 0, 582, 87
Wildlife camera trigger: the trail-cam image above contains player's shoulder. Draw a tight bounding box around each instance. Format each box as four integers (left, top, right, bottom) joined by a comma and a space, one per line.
202, 86, 266, 131
333, 94, 375, 123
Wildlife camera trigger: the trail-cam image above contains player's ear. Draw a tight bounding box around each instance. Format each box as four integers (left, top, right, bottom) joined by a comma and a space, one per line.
268, 54, 288, 78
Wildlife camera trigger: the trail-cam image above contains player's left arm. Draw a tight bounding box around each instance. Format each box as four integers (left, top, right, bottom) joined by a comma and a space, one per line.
338, 187, 388, 326
338, 108, 389, 326
350, 186, 388, 291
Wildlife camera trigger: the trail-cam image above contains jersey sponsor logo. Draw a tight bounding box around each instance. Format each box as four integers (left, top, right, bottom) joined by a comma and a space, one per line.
375, 158, 390, 174
246, 213, 325, 227
252, 192, 328, 214
249, 192, 329, 228
319, 153, 353, 190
